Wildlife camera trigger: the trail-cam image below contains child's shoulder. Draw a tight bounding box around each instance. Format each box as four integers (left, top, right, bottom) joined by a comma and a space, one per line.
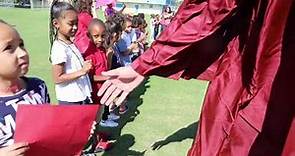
0, 77, 47, 102
87, 47, 107, 59
79, 11, 92, 18
52, 40, 68, 50
22, 77, 47, 88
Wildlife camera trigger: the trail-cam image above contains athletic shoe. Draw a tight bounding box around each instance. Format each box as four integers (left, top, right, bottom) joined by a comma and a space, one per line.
94, 140, 112, 153
108, 113, 120, 120
119, 106, 129, 115
99, 119, 119, 127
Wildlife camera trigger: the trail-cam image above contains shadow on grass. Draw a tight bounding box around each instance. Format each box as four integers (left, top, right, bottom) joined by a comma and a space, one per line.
102, 134, 146, 156
98, 78, 150, 156
151, 121, 199, 151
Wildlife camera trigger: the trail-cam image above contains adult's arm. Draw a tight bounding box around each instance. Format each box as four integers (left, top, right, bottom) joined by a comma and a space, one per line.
132, 0, 238, 81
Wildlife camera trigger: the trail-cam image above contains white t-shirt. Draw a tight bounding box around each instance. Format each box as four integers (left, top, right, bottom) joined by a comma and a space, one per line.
51, 40, 92, 102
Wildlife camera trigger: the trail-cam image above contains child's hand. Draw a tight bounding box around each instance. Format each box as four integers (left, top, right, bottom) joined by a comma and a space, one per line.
129, 43, 138, 50
107, 48, 114, 56
0, 142, 29, 156
82, 60, 92, 74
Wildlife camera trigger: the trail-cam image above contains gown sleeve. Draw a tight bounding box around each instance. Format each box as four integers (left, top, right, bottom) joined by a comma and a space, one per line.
131, 0, 238, 81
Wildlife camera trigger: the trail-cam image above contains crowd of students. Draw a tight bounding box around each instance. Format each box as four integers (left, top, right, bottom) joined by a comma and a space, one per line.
2, 0, 293, 155
150, 6, 174, 41
0, 0, 157, 155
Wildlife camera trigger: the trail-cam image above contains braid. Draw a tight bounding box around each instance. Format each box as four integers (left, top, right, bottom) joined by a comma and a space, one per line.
49, 0, 59, 62
48, 0, 76, 62
49, 0, 58, 46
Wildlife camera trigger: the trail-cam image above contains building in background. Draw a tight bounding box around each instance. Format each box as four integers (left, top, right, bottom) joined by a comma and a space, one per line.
117, 0, 177, 15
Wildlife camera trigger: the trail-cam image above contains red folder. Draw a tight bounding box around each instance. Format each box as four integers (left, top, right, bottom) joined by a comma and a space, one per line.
14, 105, 100, 156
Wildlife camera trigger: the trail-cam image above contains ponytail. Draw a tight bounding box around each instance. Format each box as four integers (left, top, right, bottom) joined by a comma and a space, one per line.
48, 0, 76, 61
49, 0, 59, 47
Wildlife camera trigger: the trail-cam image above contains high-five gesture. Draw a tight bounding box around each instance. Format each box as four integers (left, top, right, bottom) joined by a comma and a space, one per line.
97, 66, 144, 108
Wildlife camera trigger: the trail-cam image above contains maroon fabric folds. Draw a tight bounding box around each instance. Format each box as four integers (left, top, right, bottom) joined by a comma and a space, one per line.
74, 12, 93, 56
131, 0, 295, 155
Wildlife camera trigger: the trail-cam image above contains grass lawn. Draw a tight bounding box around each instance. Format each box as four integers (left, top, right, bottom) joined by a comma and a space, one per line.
0, 8, 208, 156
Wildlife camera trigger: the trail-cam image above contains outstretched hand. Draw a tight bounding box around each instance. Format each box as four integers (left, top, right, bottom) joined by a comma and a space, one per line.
97, 66, 145, 108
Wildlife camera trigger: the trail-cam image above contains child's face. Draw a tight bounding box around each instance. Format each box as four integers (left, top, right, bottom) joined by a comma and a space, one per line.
124, 21, 132, 33
89, 25, 106, 47
165, 7, 171, 13
107, 3, 113, 8
54, 10, 78, 38
139, 24, 145, 31
80, 0, 92, 13
113, 31, 122, 42
0, 23, 29, 79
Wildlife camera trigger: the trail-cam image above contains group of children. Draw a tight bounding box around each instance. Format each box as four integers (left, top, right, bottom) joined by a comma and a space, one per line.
0, 0, 150, 155
150, 6, 174, 41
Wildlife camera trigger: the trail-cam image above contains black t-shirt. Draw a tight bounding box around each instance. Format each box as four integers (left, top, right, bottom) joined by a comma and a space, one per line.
0, 77, 50, 146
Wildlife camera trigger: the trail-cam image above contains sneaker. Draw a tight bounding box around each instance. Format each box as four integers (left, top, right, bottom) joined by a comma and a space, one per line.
81, 153, 96, 156
99, 119, 119, 127
119, 106, 129, 115
108, 113, 120, 121
94, 140, 112, 152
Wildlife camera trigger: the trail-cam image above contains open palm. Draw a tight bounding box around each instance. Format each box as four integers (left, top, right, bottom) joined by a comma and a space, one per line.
97, 66, 145, 108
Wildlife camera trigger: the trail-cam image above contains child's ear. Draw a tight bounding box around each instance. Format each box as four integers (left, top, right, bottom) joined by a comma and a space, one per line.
52, 19, 59, 28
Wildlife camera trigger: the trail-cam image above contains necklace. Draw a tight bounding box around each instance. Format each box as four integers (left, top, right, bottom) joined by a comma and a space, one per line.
57, 37, 72, 45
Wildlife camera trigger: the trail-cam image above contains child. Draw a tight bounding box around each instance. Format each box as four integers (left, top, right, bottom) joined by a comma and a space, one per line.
104, 2, 126, 21
0, 20, 50, 155
152, 14, 160, 40
116, 16, 137, 67
150, 14, 155, 41
112, 16, 137, 114
74, 0, 95, 56
105, 17, 123, 70
76, 17, 121, 153
134, 17, 148, 57
160, 6, 173, 31
49, 0, 92, 105
85, 19, 120, 127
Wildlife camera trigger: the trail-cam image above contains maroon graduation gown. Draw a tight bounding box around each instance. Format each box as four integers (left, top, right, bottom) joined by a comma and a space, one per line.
131, 0, 295, 155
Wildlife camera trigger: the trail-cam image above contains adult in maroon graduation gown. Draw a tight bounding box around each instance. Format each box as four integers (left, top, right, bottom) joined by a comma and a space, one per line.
99, 0, 295, 155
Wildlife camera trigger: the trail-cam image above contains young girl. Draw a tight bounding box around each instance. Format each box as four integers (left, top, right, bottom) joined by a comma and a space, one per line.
104, 2, 126, 21
0, 20, 50, 155
74, 0, 96, 56
105, 16, 123, 69
49, 1, 92, 104
116, 16, 137, 67
152, 14, 160, 40
106, 16, 129, 115
134, 17, 148, 57
160, 6, 173, 31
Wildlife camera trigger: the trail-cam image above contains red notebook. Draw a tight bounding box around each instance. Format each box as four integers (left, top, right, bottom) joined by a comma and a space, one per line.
14, 105, 100, 156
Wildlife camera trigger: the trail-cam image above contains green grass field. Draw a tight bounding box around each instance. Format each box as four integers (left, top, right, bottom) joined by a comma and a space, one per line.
0, 8, 208, 156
